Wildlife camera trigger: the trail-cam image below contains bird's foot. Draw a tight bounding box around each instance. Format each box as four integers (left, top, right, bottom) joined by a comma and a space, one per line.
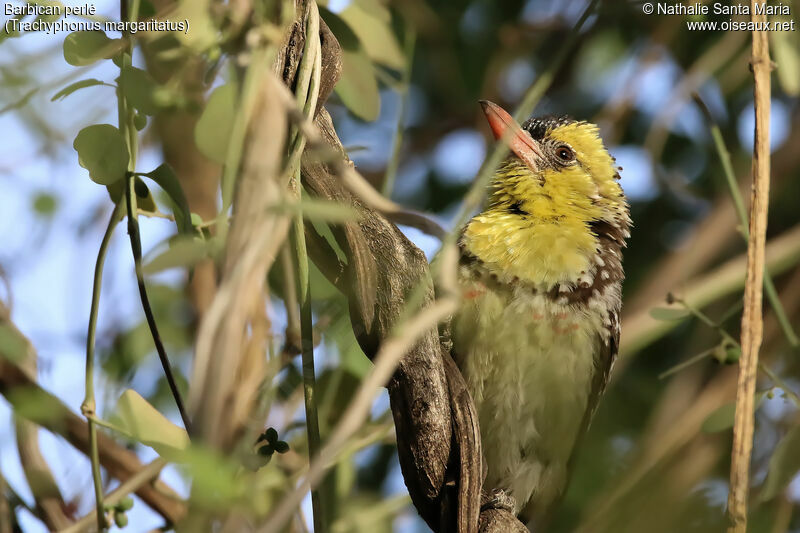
480, 488, 517, 513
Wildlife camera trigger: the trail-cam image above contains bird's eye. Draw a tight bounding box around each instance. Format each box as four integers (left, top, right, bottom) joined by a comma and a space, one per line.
556, 145, 575, 162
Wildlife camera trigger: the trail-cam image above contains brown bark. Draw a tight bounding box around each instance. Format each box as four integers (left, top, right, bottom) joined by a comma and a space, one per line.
727, 6, 773, 530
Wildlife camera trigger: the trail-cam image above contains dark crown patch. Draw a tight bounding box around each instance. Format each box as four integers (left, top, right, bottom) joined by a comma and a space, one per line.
522, 115, 576, 140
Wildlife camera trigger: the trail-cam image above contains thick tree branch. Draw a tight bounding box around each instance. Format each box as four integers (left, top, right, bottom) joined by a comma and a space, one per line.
277, 6, 523, 531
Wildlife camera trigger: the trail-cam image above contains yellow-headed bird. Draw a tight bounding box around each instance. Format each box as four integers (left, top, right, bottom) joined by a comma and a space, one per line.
451, 101, 631, 528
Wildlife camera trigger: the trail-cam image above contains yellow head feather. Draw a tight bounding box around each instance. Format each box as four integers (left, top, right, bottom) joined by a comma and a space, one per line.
462, 119, 629, 286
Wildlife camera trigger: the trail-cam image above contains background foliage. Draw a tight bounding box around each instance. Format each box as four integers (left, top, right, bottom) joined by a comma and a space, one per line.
1, 0, 800, 531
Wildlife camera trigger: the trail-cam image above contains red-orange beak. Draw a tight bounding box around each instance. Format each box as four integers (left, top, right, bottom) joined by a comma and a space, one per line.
480, 100, 544, 172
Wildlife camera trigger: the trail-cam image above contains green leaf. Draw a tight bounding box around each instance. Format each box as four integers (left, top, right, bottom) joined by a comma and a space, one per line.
770, 17, 800, 96
143, 237, 214, 275
335, 49, 380, 121
32, 192, 58, 217
51, 79, 107, 101
194, 83, 236, 164
63, 31, 125, 67
179, 446, 245, 507
701, 391, 768, 433
310, 219, 348, 265
110, 389, 189, 456
0, 324, 28, 363
141, 164, 192, 234
700, 402, 736, 433
138, 0, 156, 19
319, 7, 361, 51
106, 179, 125, 203
339, 2, 405, 69
73, 124, 129, 185
120, 66, 159, 115
761, 423, 800, 500
649, 307, 691, 321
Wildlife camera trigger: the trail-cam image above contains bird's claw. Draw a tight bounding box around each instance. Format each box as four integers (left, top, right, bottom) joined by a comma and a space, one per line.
480, 488, 517, 513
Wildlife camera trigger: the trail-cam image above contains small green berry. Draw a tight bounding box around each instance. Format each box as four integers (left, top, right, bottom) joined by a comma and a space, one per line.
117, 496, 134, 511
115, 511, 128, 528
724, 347, 741, 364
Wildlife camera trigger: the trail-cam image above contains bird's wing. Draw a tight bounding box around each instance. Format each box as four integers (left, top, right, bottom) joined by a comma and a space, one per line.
585, 308, 620, 426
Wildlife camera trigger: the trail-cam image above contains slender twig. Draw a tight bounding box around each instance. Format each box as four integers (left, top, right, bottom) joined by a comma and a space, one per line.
82, 201, 125, 531
285, 2, 322, 186
1, 469, 39, 526
288, 4, 326, 530
280, 244, 302, 355
667, 300, 799, 407
124, 177, 192, 433
621, 223, 800, 357
292, 173, 325, 533
0, 343, 186, 522
694, 94, 799, 347
61, 459, 168, 533
115, 3, 191, 434
675, 296, 738, 346
657, 347, 717, 380
728, 6, 772, 530
758, 363, 800, 408
296, 217, 325, 532
281, 88, 446, 238
382, 24, 416, 197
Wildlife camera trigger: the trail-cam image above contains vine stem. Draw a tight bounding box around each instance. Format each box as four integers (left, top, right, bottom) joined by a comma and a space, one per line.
116, 0, 191, 434
669, 299, 799, 407
124, 177, 192, 433
82, 200, 125, 530
289, 3, 325, 531
693, 94, 799, 347
294, 209, 325, 532
61, 458, 167, 533
727, 5, 772, 531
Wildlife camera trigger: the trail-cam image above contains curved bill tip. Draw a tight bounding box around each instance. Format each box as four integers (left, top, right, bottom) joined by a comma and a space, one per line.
478, 100, 543, 171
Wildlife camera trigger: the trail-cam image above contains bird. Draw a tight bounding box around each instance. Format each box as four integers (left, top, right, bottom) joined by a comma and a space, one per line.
449, 100, 631, 529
